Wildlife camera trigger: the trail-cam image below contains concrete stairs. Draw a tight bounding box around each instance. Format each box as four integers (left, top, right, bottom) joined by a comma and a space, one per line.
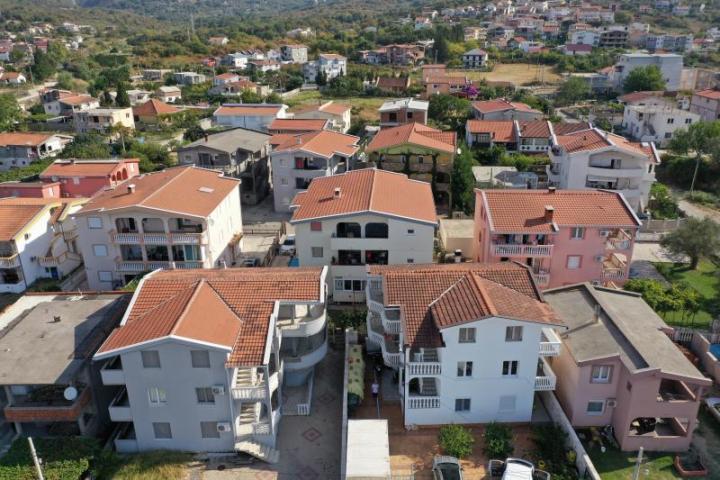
234, 440, 280, 464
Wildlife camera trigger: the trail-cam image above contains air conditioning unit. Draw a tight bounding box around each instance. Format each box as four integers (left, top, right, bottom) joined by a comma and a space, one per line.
606, 398, 618, 408
599, 230, 611, 237
594, 255, 605, 262
211, 385, 226, 395
216, 422, 232, 433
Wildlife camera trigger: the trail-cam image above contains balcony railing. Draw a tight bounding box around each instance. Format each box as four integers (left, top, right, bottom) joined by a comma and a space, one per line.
533, 270, 550, 287
539, 328, 562, 357
100, 357, 125, 385
284, 337, 328, 371
407, 362, 442, 376
606, 230, 633, 250
108, 388, 132, 422
38, 251, 81, 267
534, 357, 557, 391
0, 254, 20, 268
407, 396, 440, 409
111, 231, 206, 245
602, 266, 627, 281
492, 243, 553, 257
4, 386, 92, 423
383, 351, 402, 369
115, 260, 204, 272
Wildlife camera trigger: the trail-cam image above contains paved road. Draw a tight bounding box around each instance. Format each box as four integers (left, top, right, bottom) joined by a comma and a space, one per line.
679, 199, 720, 223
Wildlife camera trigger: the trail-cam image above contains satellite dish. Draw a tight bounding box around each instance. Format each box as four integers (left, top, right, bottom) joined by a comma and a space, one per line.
63, 386, 78, 401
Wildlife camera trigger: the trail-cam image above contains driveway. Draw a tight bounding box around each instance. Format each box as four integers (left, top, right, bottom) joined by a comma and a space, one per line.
679, 199, 720, 223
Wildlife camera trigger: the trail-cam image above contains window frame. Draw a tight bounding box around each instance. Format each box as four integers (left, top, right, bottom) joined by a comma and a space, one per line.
200, 421, 220, 438
458, 327, 476, 344
590, 365, 613, 384
457, 361, 473, 377
152, 422, 172, 439
505, 325, 523, 342
87, 217, 103, 229
148, 387, 167, 405
454, 398, 471, 412
92, 244, 108, 257
502, 360, 519, 377
586, 400, 605, 415
311, 246, 324, 258
191, 350, 211, 368
141, 350, 161, 369
570, 227, 585, 239
196, 387, 216, 404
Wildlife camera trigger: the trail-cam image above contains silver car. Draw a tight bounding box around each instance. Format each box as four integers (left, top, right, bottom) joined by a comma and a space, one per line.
432, 455, 463, 480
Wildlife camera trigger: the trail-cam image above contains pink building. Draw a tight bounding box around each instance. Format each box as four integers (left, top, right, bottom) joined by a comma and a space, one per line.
39, 158, 140, 198
473, 188, 641, 288
544, 284, 711, 452
0, 181, 61, 199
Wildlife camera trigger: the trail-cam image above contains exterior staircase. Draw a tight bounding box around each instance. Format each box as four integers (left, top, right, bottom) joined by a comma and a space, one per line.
234, 403, 280, 464
234, 440, 280, 463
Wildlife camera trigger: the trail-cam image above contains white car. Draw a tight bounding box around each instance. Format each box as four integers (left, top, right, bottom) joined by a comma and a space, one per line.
488, 458, 550, 480
280, 235, 296, 255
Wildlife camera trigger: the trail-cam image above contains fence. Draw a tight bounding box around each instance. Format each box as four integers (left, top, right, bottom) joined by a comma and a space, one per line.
640, 218, 688, 233
539, 391, 601, 480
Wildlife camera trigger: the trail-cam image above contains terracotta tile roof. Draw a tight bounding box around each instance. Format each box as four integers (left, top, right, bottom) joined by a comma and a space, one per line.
695, 89, 720, 100
319, 102, 351, 115
41, 158, 139, 178
76, 166, 240, 218
215, 73, 240, 80
466, 120, 516, 142
424, 75, 468, 86
272, 130, 359, 158
564, 43, 593, 52
132, 99, 181, 117
290, 169, 437, 224
59, 94, 97, 106
519, 120, 551, 138
377, 77, 410, 89
479, 189, 641, 233
618, 91, 665, 103
366, 122, 456, 154
551, 121, 591, 135
555, 128, 659, 163
0, 132, 55, 147
472, 99, 541, 115
368, 263, 550, 348
95, 268, 324, 366
268, 118, 328, 132
0, 197, 80, 240
319, 53, 346, 60
214, 104, 284, 117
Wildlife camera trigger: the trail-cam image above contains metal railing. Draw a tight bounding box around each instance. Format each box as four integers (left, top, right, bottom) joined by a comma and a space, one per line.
492, 243, 553, 257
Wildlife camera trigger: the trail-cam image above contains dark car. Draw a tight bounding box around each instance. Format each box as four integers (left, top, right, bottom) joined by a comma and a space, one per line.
432, 456, 463, 480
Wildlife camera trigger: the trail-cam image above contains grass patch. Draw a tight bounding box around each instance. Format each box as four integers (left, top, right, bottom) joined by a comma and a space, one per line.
288, 92, 386, 122
654, 259, 720, 328
581, 438, 679, 480
94, 450, 193, 480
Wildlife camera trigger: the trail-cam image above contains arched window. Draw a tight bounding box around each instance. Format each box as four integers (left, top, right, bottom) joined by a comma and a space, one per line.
336, 222, 361, 238
365, 222, 388, 239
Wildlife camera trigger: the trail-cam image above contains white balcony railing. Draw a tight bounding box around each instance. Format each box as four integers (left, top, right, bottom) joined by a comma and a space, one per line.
407, 362, 442, 376
111, 231, 206, 245
534, 357, 557, 391
492, 244, 553, 257
602, 267, 627, 281
231, 384, 265, 401
284, 338, 328, 371
100, 358, 125, 385
0, 254, 20, 268
533, 271, 550, 287
383, 351, 402, 369
407, 396, 440, 409
539, 328, 562, 357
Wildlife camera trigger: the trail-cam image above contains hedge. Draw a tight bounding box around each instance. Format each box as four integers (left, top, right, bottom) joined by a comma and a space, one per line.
0, 436, 99, 480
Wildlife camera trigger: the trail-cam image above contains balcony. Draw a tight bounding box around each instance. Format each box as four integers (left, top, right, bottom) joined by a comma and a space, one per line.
602, 253, 628, 281
115, 260, 204, 272
0, 254, 20, 268
100, 356, 125, 385
111, 231, 207, 245
232, 368, 266, 401
407, 361, 441, 376
366, 279, 384, 312
381, 307, 401, 334
606, 229, 633, 251
284, 336, 328, 371
534, 357, 557, 391
587, 165, 645, 179
276, 305, 327, 337
4, 385, 92, 423
539, 328, 562, 357
38, 251, 81, 267
108, 388, 132, 422
113, 423, 138, 453
330, 235, 389, 252
492, 243, 553, 257
407, 396, 440, 409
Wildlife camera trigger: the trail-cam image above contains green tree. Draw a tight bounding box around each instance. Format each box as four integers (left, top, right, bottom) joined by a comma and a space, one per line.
0, 94, 23, 131
115, 82, 131, 108
55, 72, 75, 91
660, 217, 720, 269
624, 278, 670, 311
58, 134, 112, 159
451, 143, 475, 214
428, 94, 471, 130
433, 35, 450, 63
648, 183, 680, 219
623, 65, 666, 93
555, 76, 590, 106
668, 120, 720, 193
483, 422, 514, 459
183, 124, 205, 142
439, 425, 475, 459
30, 47, 56, 82
614, 11, 632, 24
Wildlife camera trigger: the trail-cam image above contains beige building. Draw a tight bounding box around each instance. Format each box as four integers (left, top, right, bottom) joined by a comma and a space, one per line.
74, 107, 135, 135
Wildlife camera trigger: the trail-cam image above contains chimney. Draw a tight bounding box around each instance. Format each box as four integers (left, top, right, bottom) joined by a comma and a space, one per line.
333, 187, 342, 199
594, 304, 601, 322
548, 186, 556, 194
127, 184, 136, 194
204, 133, 208, 142
544, 205, 554, 222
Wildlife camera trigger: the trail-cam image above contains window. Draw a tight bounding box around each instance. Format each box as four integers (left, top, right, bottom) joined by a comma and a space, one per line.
455, 398, 471, 412
148, 387, 167, 405
586, 401, 605, 415
407, 258, 414, 263
87, 217, 102, 229
201, 421, 220, 438
191, 350, 210, 368
685, 118, 692, 124
98, 271, 113, 282
499, 395, 517, 412
311, 247, 323, 258
417, 156, 424, 164
140, 351, 162, 369
407, 228, 415, 235
591, 365, 613, 383
570, 227, 585, 239
24, 233, 30, 240
334, 278, 344, 291
664, 132, 672, 139
153, 422, 172, 439
457, 361, 473, 377
310, 221, 322, 232
196, 387, 215, 404
505, 326, 523, 342
280, 177, 288, 185
502, 360, 519, 376
73, 177, 80, 185
91, 244, 108, 257
566, 255, 582, 269
667, 118, 674, 124
458, 327, 476, 343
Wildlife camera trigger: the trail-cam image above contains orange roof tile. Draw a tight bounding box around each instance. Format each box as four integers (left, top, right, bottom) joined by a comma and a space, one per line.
41, 158, 139, 178
132, 99, 181, 117
551, 121, 591, 136
368, 263, 551, 348
519, 120, 551, 138
618, 91, 665, 103
318, 102, 351, 115
76, 166, 240, 218
59, 94, 97, 106
0, 197, 80, 240
479, 189, 640, 233
472, 98, 541, 115
95, 267, 324, 366
268, 118, 328, 132
695, 89, 720, 100
290, 169, 437, 224
272, 130, 359, 158
555, 128, 659, 163
366, 122, 456, 154
466, 120, 516, 142
0, 132, 56, 147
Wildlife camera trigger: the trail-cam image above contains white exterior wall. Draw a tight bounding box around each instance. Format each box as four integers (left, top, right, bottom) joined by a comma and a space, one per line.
214, 109, 287, 132
406, 317, 547, 425
294, 214, 434, 300
118, 341, 235, 452
612, 54, 683, 91
14, 213, 56, 290
294, 109, 351, 133
271, 151, 345, 213
622, 106, 700, 147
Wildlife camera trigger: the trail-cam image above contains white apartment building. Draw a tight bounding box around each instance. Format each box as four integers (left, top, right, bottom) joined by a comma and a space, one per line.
280, 44, 308, 64
93, 266, 329, 463
73, 166, 243, 291
547, 127, 659, 211
622, 105, 700, 147
0, 132, 71, 170
292, 101, 352, 133
290, 169, 437, 302
303, 53, 347, 83
610, 53, 683, 91
271, 130, 359, 212
213, 104, 288, 132
0, 198, 84, 293
366, 263, 565, 426
74, 107, 135, 135
690, 89, 720, 121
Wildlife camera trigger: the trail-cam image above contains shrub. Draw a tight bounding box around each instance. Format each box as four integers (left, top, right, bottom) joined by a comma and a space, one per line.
483, 422, 513, 459
531, 423, 578, 479
0, 436, 99, 480
439, 424, 475, 459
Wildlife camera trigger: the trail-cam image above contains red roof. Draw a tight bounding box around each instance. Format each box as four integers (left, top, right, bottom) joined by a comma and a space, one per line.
466, 120, 516, 142
0, 132, 56, 147
95, 268, 325, 366
214, 105, 284, 117
618, 91, 665, 103
695, 89, 720, 100
555, 128, 659, 162
290, 169, 437, 224
272, 130, 359, 158
479, 189, 641, 233
366, 122, 456, 154
519, 120, 551, 138
268, 118, 328, 132
132, 99, 181, 117
472, 98, 541, 115
564, 43, 593, 52
41, 158, 139, 178
368, 263, 553, 348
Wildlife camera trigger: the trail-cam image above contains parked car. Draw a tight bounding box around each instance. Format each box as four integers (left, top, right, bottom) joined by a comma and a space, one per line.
280, 234, 296, 255
432, 455, 463, 480
242, 258, 260, 267
487, 458, 550, 480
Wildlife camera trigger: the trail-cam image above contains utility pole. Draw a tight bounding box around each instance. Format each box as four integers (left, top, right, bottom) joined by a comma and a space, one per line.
632, 447, 644, 480
690, 153, 701, 195
28, 437, 44, 480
